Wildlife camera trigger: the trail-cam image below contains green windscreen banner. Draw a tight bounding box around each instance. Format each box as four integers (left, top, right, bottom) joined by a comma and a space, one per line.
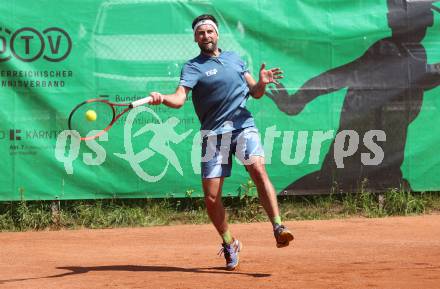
1, 0, 440, 200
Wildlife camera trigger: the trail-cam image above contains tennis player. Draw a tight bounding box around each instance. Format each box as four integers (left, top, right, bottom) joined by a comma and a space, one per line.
148, 14, 294, 270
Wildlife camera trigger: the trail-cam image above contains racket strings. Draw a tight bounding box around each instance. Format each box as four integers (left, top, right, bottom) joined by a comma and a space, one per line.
69, 101, 115, 138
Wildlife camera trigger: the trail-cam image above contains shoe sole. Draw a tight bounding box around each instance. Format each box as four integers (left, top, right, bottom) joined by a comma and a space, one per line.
276, 231, 294, 248
226, 241, 243, 271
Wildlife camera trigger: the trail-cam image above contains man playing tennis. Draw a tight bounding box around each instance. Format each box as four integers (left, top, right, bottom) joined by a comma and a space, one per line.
148, 14, 294, 270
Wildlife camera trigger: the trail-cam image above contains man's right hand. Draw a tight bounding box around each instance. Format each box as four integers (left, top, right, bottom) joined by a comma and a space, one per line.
149, 91, 164, 105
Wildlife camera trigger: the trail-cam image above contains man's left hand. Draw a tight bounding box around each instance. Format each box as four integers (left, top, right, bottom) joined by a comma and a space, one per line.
259, 63, 283, 85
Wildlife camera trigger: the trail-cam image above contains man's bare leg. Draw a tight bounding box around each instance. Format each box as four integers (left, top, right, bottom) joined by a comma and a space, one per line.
246, 156, 294, 247
202, 177, 230, 239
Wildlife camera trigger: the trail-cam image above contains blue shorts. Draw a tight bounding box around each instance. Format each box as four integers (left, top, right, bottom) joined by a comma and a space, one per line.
201, 127, 265, 178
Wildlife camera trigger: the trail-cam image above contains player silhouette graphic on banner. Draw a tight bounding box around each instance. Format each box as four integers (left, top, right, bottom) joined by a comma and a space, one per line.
267, 0, 440, 192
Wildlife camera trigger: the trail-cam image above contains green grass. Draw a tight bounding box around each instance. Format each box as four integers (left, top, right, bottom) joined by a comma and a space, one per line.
0, 189, 439, 232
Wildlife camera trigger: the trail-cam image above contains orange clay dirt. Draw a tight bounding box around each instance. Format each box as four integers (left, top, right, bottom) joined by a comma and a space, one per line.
0, 215, 439, 289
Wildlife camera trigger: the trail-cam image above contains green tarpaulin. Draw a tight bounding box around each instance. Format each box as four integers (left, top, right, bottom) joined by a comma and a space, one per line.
1, 0, 439, 200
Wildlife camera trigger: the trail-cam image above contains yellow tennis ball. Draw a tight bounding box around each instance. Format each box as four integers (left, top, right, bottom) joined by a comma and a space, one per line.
85, 110, 97, 122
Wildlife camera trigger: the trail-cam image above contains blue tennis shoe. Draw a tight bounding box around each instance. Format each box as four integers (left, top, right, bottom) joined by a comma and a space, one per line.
218, 239, 242, 271
274, 225, 294, 248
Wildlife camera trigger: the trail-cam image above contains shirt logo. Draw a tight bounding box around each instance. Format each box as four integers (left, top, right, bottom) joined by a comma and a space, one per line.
205, 68, 217, 77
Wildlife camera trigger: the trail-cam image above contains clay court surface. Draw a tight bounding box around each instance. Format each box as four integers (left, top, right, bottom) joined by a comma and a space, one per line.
1, 215, 439, 289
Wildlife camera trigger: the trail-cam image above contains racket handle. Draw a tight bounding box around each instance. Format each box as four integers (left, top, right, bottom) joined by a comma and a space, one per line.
130, 96, 153, 108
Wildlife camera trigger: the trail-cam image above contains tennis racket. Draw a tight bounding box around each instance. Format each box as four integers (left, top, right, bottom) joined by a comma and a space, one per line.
68, 96, 152, 141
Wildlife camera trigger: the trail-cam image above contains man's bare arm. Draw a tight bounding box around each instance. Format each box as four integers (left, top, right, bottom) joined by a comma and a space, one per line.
149, 86, 191, 108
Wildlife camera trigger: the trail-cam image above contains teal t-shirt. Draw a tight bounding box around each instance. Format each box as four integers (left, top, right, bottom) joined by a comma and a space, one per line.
179, 50, 255, 134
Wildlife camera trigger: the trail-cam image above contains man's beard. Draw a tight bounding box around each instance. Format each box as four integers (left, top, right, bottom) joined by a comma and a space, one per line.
199, 41, 217, 54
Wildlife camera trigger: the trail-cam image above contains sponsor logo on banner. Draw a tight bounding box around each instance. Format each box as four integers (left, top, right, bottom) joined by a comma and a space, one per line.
0, 27, 72, 62
0, 27, 74, 88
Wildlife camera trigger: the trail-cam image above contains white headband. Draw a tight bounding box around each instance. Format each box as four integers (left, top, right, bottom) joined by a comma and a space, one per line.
193, 19, 219, 35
